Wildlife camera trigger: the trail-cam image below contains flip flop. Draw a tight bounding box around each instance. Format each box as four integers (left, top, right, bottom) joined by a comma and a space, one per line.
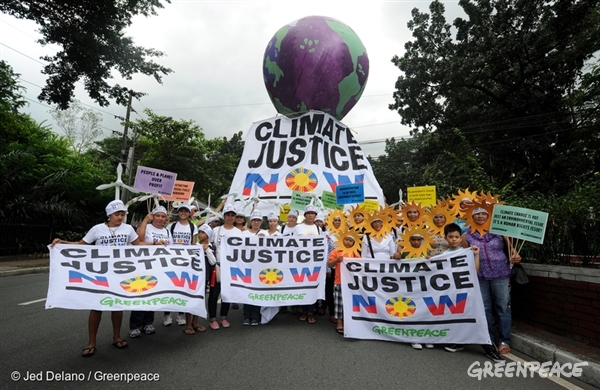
498, 343, 511, 354
329, 316, 337, 324
183, 328, 196, 335
307, 315, 316, 324
112, 339, 128, 349
299, 314, 308, 322
336, 328, 344, 335
193, 325, 207, 333
82, 346, 96, 357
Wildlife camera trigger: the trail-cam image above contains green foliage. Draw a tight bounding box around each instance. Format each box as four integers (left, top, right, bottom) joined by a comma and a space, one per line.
389, 0, 600, 195
0, 0, 172, 109
0, 61, 26, 113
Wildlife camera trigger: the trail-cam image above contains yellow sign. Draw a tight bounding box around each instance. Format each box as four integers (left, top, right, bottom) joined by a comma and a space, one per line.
407, 186, 436, 207
362, 199, 381, 213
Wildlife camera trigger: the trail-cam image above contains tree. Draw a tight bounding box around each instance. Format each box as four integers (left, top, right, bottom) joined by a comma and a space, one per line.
49, 100, 104, 153
0, 0, 172, 109
0, 60, 26, 113
389, 0, 600, 195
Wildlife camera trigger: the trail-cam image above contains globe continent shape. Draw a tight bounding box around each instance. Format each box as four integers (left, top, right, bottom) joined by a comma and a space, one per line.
263, 15, 369, 121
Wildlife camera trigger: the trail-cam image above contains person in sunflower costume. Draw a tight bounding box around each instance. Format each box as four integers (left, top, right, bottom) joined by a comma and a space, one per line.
328, 228, 362, 335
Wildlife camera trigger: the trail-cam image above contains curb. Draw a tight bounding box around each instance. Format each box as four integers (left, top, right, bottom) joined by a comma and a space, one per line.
512, 331, 600, 388
0, 266, 49, 277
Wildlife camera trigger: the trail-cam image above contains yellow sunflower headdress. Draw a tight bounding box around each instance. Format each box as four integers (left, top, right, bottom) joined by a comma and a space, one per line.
326, 209, 347, 236
382, 204, 402, 228
364, 208, 396, 240
449, 188, 478, 218
398, 201, 428, 229
398, 225, 434, 259
348, 204, 369, 232
425, 201, 455, 236
463, 192, 501, 236
334, 228, 363, 258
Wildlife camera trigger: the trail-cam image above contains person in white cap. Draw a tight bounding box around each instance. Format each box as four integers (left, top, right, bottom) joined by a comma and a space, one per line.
295, 204, 322, 324
183, 223, 215, 335
259, 212, 281, 236
50, 199, 153, 357
241, 210, 264, 326
164, 203, 198, 328
207, 203, 242, 329
128, 205, 171, 338
234, 209, 247, 231
281, 209, 299, 236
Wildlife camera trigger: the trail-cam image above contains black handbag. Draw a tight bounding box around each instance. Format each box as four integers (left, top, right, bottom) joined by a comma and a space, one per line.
512, 263, 529, 285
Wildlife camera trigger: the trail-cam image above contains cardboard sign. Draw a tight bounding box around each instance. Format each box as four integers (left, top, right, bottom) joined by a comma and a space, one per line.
134, 166, 177, 196
490, 205, 549, 244
336, 183, 365, 205
407, 186, 436, 207
162, 180, 195, 202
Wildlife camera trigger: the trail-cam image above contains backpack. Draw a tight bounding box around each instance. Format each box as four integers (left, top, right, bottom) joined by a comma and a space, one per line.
170, 222, 195, 245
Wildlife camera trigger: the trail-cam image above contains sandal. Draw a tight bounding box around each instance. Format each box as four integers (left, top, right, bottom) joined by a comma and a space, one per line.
336, 328, 344, 335
329, 316, 337, 324
307, 314, 316, 324
299, 314, 308, 322
82, 346, 96, 357
498, 343, 511, 354
183, 328, 196, 335
112, 339, 128, 349
193, 325, 207, 333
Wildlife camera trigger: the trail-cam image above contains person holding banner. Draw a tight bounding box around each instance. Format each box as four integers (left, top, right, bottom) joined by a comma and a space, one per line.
234, 209, 248, 231
259, 212, 282, 236
128, 205, 171, 338
281, 209, 299, 236
462, 206, 521, 357
50, 200, 151, 357
296, 204, 322, 324
361, 214, 400, 260
242, 210, 264, 326
165, 204, 199, 328
208, 204, 242, 329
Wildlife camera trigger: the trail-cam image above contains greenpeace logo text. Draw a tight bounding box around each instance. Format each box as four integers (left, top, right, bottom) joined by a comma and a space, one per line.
467, 360, 588, 380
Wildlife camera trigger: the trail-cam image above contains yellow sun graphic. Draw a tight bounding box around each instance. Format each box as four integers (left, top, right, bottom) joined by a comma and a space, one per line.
463, 192, 502, 236
259, 267, 284, 285
285, 166, 318, 192
326, 209, 348, 236
399, 201, 429, 229
348, 204, 369, 232
333, 228, 363, 257
120, 275, 158, 294
364, 208, 396, 240
450, 188, 478, 218
399, 225, 434, 258
385, 295, 416, 319
425, 200, 455, 236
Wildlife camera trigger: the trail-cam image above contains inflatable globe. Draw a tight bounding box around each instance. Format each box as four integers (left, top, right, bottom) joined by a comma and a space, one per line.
263, 16, 369, 121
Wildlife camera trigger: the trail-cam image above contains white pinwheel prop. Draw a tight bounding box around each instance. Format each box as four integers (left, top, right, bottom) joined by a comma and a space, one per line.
126, 193, 162, 212
195, 194, 223, 220
389, 189, 405, 208
96, 163, 138, 200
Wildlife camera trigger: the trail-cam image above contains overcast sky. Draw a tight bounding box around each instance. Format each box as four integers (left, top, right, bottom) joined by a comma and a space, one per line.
1, 1, 464, 158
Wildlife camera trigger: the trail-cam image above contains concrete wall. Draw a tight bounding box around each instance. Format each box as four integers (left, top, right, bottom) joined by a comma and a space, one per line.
512, 264, 600, 348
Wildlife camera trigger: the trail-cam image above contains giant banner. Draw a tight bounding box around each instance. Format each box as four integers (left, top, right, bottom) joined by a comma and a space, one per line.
46, 245, 207, 318
228, 112, 385, 215
340, 249, 490, 345
220, 235, 327, 306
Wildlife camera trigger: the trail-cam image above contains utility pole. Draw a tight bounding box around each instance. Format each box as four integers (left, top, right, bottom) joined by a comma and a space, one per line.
120, 90, 133, 202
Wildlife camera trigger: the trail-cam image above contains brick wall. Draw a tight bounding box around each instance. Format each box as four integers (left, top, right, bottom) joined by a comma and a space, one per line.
512, 264, 600, 348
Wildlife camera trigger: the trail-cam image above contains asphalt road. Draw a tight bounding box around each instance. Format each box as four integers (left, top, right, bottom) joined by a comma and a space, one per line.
0, 273, 594, 390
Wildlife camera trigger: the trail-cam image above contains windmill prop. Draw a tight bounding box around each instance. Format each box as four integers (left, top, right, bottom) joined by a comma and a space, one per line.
196, 194, 224, 220
126, 193, 163, 214
96, 163, 138, 200
388, 189, 404, 208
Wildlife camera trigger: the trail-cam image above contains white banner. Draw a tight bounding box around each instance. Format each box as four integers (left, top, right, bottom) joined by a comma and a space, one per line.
341, 248, 491, 345
46, 245, 207, 318
228, 111, 385, 215
220, 235, 327, 306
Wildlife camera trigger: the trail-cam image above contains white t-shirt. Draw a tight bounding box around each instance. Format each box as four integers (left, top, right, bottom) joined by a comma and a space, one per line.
211, 225, 243, 248
362, 233, 397, 259
281, 224, 297, 236
82, 223, 138, 246
294, 223, 321, 237
169, 222, 198, 245
144, 224, 172, 244
259, 229, 281, 236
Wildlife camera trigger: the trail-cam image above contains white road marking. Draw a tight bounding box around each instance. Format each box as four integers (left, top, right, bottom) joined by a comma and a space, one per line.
18, 298, 47, 306
504, 352, 584, 390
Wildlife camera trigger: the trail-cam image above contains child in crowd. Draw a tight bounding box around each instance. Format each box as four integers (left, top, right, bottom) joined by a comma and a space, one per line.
327, 231, 361, 335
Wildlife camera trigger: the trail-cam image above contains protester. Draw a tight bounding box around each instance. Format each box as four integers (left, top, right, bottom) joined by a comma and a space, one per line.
50, 200, 151, 357
281, 209, 298, 236
259, 212, 281, 236
362, 213, 399, 260
128, 205, 170, 338
327, 230, 361, 335
463, 205, 521, 361
208, 204, 242, 329
242, 210, 263, 326
295, 204, 322, 324
165, 204, 198, 328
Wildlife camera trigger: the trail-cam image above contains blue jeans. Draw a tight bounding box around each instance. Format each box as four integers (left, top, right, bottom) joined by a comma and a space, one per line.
479, 278, 511, 345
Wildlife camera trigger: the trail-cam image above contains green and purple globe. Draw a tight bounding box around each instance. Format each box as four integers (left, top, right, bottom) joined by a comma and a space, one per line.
263, 16, 369, 121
